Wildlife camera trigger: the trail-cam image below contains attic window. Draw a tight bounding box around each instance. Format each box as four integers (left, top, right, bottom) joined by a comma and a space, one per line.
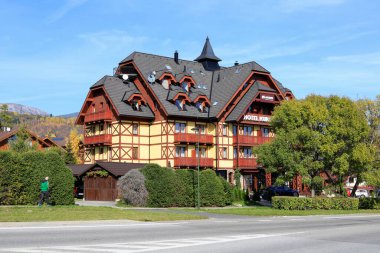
131, 100, 142, 111
196, 101, 208, 113
175, 99, 186, 111
181, 82, 190, 93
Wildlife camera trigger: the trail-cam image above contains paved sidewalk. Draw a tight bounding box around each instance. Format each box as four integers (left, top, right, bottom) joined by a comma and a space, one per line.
75, 200, 116, 207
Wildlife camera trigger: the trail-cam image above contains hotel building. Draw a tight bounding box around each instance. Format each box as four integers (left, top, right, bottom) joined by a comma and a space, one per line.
76, 38, 295, 191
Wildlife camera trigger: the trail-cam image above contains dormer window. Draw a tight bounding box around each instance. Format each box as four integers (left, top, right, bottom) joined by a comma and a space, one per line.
176, 99, 186, 111
131, 100, 142, 111
193, 95, 211, 113
181, 82, 189, 93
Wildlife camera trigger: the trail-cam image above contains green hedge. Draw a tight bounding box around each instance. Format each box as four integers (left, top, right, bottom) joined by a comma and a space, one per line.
141, 164, 232, 207
272, 196, 359, 210
359, 198, 380, 209
0, 150, 74, 205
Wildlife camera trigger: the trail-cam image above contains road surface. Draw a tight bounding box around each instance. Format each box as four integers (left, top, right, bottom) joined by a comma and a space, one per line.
0, 213, 379, 252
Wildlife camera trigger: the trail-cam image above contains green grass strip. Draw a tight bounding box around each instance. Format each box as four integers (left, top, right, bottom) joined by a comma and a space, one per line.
0, 206, 206, 222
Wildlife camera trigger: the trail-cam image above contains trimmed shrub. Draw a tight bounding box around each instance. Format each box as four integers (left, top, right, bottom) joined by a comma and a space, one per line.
218, 176, 233, 205
359, 198, 380, 209
141, 164, 233, 207
199, 169, 225, 206
141, 164, 181, 207
272, 196, 359, 210
0, 150, 74, 205
118, 169, 148, 206
175, 169, 196, 207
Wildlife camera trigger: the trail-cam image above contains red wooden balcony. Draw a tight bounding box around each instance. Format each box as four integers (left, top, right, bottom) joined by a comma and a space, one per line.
174, 157, 214, 167
233, 135, 273, 145
174, 133, 213, 145
84, 110, 112, 123
233, 158, 257, 168
84, 134, 112, 146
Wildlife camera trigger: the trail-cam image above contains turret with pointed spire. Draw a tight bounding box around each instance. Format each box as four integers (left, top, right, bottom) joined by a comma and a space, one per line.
195, 37, 221, 71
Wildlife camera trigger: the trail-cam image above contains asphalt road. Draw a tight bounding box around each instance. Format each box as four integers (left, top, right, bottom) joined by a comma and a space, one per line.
0, 213, 379, 253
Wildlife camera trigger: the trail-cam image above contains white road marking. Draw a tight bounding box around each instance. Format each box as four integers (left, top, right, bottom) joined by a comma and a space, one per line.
258, 219, 273, 222
0, 222, 184, 231
1, 232, 304, 253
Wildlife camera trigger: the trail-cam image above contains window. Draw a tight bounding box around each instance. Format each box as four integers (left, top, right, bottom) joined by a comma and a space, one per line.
243, 126, 253, 136
196, 147, 207, 158
222, 124, 228, 136
195, 124, 206, 134
132, 100, 141, 111
132, 147, 138, 159
241, 148, 252, 158
92, 103, 96, 112
100, 102, 104, 109
176, 146, 186, 157
132, 123, 138, 135
176, 99, 186, 111
99, 124, 104, 133
222, 147, 227, 159
175, 122, 186, 133
233, 148, 237, 158
233, 125, 237, 136
262, 128, 270, 137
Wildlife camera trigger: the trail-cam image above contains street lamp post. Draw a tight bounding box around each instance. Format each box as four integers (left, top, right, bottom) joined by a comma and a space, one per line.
191, 127, 200, 210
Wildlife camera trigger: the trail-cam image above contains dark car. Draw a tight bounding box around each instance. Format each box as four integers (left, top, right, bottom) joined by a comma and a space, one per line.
74, 185, 84, 199
261, 186, 299, 201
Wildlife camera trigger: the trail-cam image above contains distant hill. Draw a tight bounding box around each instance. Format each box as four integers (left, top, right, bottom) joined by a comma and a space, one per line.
0, 103, 49, 116
57, 112, 79, 118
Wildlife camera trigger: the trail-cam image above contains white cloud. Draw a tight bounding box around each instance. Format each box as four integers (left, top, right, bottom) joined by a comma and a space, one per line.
78, 30, 148, 51
325, 52, 380, 65
47, 0, 88, 23
278, 0, 346, 13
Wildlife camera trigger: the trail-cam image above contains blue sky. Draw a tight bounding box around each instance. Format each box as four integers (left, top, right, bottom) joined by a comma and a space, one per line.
1, 0, 379, 115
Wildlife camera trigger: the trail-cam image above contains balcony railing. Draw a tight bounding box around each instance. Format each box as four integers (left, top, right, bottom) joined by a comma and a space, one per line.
84, 110, 112, 123
174, 157, 214, 167
174, 133, 213, 145
233, 135, 273, 145
84, 134, 112, 146
233, 158, 257, 168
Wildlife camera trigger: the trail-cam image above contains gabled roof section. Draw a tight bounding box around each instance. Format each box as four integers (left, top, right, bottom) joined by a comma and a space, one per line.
225, 82, 260, 122
93, 75, 154, 119
68, 162, 146, 177
194, 37, 221, 62
0, 127, 51, 147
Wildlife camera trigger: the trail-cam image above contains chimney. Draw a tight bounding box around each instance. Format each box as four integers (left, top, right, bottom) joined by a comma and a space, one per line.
174, 50, 179, 64
234, 61, 239, 66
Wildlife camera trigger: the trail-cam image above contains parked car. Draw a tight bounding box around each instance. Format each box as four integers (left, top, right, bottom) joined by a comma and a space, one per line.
354, 189, 369, 198
261, 186, 299, 201
74, 185, 84, 199
376, 189, 380, 198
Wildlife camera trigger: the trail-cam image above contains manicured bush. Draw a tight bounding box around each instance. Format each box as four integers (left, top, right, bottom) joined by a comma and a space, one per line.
0, 150, 74, 205
218, 176, 233, 205
199, 169, 225, 207
272, 196, 359, 210
117, 169, 148, 206
141, 164, 233, 207
359, 198, 380, 209
141, 164, 181, 207
175, 169, 196, 207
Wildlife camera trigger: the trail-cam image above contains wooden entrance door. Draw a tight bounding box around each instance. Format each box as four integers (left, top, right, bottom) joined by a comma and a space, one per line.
84, 176, 118, 201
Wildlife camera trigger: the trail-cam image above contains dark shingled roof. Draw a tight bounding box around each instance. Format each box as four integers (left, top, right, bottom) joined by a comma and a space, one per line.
68, 162, 146, 177
91, 75, 154, 119
91, 40, 292, 121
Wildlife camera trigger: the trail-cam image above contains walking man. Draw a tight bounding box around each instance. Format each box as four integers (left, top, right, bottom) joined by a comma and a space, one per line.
38, 176, 50, 206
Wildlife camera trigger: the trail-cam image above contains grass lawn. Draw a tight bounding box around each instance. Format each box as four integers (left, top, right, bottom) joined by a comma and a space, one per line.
0, 206, 206, 222
199, 205, 380, 216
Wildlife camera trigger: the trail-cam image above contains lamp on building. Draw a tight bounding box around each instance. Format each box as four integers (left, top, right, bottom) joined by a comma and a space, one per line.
191, 126, 201, 210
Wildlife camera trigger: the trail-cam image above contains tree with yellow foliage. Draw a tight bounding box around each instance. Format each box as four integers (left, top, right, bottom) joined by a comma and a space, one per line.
67, 128, 83, 164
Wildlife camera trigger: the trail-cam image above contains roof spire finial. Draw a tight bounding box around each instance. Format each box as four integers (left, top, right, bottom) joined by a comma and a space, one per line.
194, 37, 221, 71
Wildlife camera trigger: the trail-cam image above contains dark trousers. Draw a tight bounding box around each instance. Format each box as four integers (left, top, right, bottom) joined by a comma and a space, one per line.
38, 191, 49, 205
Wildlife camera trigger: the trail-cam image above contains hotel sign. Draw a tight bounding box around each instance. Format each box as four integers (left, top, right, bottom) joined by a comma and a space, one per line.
243, 114, 271, 122
260, 94, 274, 101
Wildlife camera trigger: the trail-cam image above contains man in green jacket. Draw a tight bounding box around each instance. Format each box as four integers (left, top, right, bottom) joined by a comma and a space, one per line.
38, 176, 50, 206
